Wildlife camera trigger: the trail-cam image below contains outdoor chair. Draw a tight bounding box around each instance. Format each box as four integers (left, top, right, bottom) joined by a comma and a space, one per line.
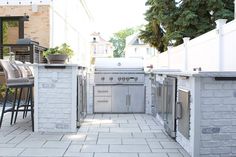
13, 61, 34, 123
0, 60, 34, 131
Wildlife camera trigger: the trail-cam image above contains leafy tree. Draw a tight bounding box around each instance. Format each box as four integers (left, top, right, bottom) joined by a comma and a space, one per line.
109, 27, 139, 57
140, 0, 234, 52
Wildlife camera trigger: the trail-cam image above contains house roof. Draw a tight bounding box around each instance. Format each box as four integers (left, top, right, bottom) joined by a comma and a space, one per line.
91, 32, 109, 43
126, 33, 145, 46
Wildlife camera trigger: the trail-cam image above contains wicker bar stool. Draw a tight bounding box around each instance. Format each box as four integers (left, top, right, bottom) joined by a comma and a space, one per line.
13, 61, 34, 123
0, 60, 34, 131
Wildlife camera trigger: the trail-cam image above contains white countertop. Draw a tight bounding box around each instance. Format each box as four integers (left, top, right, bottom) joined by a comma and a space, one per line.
154, 71, 236, 77
33, 63, 79, 67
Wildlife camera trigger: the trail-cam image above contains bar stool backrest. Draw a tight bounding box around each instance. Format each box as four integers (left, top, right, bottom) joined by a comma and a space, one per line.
24, 62, 33, 77
15, 61, 29, 78
0, 60, 22, 80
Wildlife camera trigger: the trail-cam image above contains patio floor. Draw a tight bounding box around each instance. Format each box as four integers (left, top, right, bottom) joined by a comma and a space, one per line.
0, 110, 190, 157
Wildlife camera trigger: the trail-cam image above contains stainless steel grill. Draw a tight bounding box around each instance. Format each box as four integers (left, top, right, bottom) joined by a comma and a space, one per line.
94, 58, 145, 113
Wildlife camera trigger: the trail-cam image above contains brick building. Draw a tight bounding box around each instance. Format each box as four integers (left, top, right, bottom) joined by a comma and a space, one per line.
0, 0, 92, 65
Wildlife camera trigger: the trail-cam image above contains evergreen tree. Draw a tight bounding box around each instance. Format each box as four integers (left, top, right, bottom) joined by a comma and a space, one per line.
140, 0, 234, 52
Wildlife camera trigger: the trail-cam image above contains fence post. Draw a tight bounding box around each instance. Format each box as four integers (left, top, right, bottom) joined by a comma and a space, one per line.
167, 46, 173, 69
215, 19, 227, 71
183, 37, 190, 71
235, 0, 236, 19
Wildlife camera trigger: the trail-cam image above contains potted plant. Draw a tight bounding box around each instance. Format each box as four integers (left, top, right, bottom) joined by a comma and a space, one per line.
43, 43, 74, 64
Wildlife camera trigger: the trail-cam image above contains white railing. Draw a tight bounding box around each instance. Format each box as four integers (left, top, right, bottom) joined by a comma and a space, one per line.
157, 19, 236, 71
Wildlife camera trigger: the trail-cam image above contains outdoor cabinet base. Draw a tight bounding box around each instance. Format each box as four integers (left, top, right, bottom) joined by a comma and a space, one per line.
94, 85, 145, 113
34, 64, 78, 132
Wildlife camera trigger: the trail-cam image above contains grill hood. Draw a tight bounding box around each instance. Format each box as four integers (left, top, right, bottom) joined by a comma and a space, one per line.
95, 58, 144, 70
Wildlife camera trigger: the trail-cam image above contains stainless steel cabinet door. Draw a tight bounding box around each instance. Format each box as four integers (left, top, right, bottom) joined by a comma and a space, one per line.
112, 85, 129, 112
163, 77, 177, 138
129, 85, 145, 113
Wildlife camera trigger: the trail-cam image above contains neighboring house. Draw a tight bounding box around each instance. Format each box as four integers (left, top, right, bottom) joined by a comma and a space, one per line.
90, 32, 113, 64
124, 33, 158, 68
0, 0, 92, 66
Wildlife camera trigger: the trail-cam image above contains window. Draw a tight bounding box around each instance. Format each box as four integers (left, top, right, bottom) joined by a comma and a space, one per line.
146, 48, 150, 55
2, 20, 19, 44
134, 48, 137, 54
0, 16, 28, 59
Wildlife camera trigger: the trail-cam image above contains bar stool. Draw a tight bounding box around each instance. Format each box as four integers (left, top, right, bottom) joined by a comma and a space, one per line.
13, 61, 34, 123
0, 60, 34, 131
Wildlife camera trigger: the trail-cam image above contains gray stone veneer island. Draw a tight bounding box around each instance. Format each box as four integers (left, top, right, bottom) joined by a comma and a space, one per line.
155, 71, 236, 157
33, 64, 78, 132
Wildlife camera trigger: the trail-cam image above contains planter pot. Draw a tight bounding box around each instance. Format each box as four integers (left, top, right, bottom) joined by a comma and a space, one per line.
47, 54, 68, 64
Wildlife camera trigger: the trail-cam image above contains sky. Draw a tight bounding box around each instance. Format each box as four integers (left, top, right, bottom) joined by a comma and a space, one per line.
86, 0, 148, 40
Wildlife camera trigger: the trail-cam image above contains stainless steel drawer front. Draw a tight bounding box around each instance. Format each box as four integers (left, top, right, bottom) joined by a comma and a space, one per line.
94, 97, 112, 112
94, 86, 112, 96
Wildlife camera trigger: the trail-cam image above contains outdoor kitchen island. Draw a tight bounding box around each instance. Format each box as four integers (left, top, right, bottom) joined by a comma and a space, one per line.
33, 64, 78, 133
154, 71, 236, 157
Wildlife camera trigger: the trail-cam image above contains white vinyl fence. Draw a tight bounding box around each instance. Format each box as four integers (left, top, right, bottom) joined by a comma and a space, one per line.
157, 19, 236, 71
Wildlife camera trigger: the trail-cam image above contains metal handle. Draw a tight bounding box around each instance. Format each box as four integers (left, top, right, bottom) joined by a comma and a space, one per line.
97, 100, 109, 103
126, 95, 131, 106
176, 102, 182, 119
97, 90, 108, 93
126, 95, 129, 106
128, 95, 131, 106
126, 95, 131, 112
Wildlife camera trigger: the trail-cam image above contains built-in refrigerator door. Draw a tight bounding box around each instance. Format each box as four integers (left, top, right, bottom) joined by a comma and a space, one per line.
129, 85, 145, 113
163, 77, 177, 138
77, 75, 83, 127
82, 77, 87, 115
156, 82, 164, 119
112, 85, 129, 112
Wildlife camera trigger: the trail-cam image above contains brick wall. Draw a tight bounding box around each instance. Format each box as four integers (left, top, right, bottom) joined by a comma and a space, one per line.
0, 5, 50, 47
200, 78, 236, 156
34, 65, 77, 132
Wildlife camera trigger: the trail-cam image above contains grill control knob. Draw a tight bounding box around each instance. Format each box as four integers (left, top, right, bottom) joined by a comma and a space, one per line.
109, 77, 113, 81
122, 77, 125, 81
126, 77, 130, 81
101, 77, 105, 81
118, 77, 121, 81
134, 77, 138, 81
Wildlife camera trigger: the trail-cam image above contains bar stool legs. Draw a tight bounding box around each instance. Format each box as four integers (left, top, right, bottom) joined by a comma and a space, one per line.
23, 88, 30, 119
0, 88, 9, 128
30, 87, 34, 131
10, 88, 18, 125
14, 88, 23, 124
0, 87, 34, 131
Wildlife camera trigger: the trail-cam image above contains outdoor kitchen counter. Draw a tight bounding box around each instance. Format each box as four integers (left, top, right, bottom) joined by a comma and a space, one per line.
154, 71, 236, 157
33, 64, 78, 132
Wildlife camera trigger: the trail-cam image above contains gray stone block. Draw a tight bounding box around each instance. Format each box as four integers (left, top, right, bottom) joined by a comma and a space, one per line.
202, 127, 220, 134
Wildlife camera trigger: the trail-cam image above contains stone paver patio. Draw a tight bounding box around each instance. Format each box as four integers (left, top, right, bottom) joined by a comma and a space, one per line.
0, 110, 190, 157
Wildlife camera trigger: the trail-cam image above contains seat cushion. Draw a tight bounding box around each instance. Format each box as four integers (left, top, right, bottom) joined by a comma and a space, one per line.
7, 78, 34, 87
